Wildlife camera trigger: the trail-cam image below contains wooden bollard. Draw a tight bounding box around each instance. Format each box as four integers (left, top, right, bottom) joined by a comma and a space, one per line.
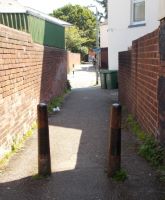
108, 103, 122, 177
37, 103, 51, 176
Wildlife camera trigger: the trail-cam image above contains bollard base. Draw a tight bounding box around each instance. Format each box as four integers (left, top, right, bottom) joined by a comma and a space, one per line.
107, 155, 120, 177
38, 155, 51, 176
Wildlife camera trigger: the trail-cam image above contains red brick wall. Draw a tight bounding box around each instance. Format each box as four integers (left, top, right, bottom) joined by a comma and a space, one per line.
118, 50, 133, 111
0, 25, 67, 157
101, 47, 108, 69
119, 29, 161, 139
67, 51, 81, 73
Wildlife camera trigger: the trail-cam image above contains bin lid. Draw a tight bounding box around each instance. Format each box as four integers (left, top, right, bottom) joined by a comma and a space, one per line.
109, 70, 118, 74
100, 70, 118, 74
100, 70, 109, 73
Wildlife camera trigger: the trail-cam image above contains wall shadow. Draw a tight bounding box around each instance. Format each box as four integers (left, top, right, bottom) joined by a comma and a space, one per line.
39, 21, 67, 103
0, 88, 164, 199
0, 87, 116, 200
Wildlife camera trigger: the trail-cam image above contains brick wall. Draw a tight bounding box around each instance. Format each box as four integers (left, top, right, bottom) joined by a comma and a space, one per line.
119, 28, 165, 143
118, 50, 132, 111
0, 24, 67, 157
67, 51, 81, 73
101, 47, 108, 69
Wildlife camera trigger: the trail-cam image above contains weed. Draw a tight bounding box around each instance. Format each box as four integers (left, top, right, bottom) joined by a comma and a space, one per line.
0, 121, 37, 168
112, 169, 127, 182
47, 96, 64, 113
157, 166, 165, 183
0, 152, 12, 166
66, 79, 71, 91
126, 115, 146, 141
47, 83, 71, 113
32, 174, 49, 180
138, 136, 164, 167
126, 114, 165, 181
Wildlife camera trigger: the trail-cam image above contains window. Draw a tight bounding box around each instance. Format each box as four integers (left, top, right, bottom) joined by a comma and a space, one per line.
131, 0, 145, 25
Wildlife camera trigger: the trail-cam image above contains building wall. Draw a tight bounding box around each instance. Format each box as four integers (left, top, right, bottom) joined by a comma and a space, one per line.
119, 28, 165, 145
159, 0, 165, 20
67, 51, 81, 73
100, 22, 108, 48
108, 0, 160, 70
0, 24, 67, 158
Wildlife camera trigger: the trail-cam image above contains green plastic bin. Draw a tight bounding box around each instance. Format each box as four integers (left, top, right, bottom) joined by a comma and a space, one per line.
100, 70, 108, 89
106, 70, 118, 89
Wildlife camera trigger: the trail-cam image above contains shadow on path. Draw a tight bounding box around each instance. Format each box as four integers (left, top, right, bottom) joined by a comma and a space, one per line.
0, 87, 164, 200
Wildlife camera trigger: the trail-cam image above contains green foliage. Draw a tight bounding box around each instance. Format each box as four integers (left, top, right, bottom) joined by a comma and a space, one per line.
157, 166, 165, 183
0, 152, 12, 167
66, 80, 72, 91
126, 115, 146, 141
112, 169, 127, 182
126, 115, 165, 168
95, 0, 108, 19
48, 80, 71, 113
52, 4, 96, 36
0, 122, 37, 167
139, 137, 164, 167
52, 4, 96, 57
32, 174, 49, 180
65, 26, 89, 52
48, 96, 64, 113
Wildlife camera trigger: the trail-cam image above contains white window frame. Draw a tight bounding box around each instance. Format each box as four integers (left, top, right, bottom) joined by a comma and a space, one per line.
131, 0, 145, 25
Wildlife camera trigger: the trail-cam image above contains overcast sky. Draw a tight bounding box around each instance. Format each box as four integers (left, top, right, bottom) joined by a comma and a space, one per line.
16, 0, 103, 14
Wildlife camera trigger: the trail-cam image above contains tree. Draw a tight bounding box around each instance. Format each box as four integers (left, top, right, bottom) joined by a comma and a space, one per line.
65, 26, 88, 56
51, 4, 96, 57
95, 0, 108, 19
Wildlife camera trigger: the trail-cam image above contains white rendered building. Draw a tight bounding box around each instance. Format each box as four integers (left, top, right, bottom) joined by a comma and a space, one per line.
108, 0, 160, 70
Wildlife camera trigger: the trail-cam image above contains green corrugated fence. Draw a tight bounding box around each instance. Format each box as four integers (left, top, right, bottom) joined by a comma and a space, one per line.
0, 13, 65, 49
0, 13, 28, 32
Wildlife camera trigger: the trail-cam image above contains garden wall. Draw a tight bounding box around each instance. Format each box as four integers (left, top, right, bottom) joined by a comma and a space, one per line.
67, 51, 81, 73
119, 27, 165, 145
0, 24, 67, 157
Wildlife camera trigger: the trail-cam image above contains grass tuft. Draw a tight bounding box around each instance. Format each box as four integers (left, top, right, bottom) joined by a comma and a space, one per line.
47, 96, 64, 113
32, 174, 50, 180
112, 169, 127, 182
0, 121, 37, 168
47, 81, 71, 113
126, 114, 165, 182
138, 136, 164, 167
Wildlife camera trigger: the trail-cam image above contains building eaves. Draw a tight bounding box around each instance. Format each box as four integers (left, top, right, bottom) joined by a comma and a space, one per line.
26, 7, 71, 27
0, 0, 72, 27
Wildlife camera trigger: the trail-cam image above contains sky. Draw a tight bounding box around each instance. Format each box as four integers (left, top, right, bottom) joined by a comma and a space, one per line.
16, 0, 104, 14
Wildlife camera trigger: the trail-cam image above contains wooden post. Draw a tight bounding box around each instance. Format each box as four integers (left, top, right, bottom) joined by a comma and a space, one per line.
108, 103, 122, 177
37, 103, 51, 176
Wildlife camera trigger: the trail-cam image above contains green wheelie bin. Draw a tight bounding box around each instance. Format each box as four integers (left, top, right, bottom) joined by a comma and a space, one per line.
106, 70, 118, 89
100, 70, 108, 89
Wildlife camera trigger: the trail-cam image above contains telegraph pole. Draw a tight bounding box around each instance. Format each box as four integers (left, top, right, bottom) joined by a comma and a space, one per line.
88, 5, 100, 85
95, 7, 99, 85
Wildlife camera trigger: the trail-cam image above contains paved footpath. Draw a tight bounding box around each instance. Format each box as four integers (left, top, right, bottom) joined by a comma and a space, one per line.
0, 64, 164, 200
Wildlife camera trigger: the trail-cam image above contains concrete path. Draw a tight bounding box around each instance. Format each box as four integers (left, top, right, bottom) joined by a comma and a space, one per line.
0, 64, 164, 200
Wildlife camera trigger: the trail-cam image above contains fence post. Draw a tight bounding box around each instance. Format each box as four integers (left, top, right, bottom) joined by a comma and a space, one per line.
37, 103, 51, 176
108, 103, 122, 177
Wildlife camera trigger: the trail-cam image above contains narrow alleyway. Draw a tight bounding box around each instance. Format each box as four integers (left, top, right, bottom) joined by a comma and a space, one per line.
0, 64, 164, 200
